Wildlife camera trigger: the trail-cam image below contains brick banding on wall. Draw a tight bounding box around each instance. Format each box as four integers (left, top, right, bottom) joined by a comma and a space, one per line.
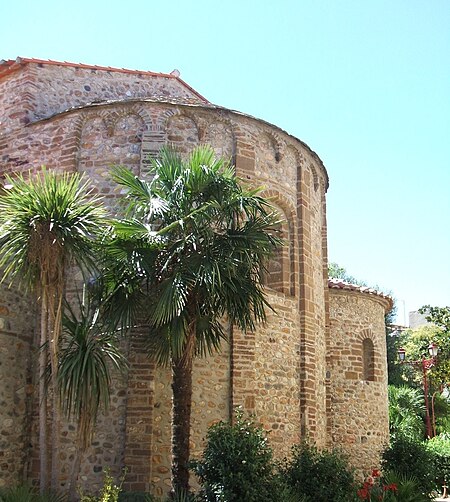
0, 58, 391, 495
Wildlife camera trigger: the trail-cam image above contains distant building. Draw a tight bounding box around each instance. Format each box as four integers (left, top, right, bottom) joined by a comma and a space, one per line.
409, 311, 430, 329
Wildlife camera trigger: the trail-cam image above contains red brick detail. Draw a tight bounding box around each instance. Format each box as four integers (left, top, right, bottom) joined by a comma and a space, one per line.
122, 336, 155, 493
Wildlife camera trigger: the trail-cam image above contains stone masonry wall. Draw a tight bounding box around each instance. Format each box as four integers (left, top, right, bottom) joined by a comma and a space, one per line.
0, 284, 35, 487
0, 62, 334, 495
328, 289, 390, 478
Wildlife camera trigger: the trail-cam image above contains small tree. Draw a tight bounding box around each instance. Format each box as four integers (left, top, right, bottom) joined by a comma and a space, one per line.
58, 297, 128, 499
191, 411, 278, 502
103, 146, 281, 493
0, 169, 106, 491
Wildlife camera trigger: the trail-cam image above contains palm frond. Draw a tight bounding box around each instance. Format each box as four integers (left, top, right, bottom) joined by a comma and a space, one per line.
58, 298, 128, 450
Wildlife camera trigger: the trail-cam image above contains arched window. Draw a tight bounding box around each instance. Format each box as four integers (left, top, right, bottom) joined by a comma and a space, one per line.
265, 220, 284, 293
362, 338, 375, 381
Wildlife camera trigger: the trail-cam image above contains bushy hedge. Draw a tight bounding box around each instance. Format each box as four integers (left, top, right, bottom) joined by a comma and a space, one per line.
426, 433, 450, 491
191, 411, 355, 502
190, 412, 280, 502
280, 443, 356, 502
382, 435, 436, 495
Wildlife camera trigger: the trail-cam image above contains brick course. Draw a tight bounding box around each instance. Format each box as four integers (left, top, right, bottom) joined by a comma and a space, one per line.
0, 59, 390, 495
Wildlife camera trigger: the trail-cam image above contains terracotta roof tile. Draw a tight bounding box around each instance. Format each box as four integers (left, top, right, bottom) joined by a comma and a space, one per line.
328, 278, 393, 309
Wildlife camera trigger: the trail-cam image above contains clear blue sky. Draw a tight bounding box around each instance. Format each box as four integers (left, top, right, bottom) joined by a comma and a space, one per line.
1, 0, 449, 324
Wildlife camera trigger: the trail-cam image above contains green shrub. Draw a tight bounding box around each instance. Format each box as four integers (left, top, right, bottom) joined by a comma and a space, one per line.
280, 442, 356, 502
383, 471, 433, 501
191, 411, 279, 502
426, 433, 450, 491
382, 435, 435, 495
80, 468, 124, 502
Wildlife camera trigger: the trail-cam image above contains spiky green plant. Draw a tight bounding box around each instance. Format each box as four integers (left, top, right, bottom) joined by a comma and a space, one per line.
102, 145, 281, 493
58, 298, 128, 498
0, 169, 106, 492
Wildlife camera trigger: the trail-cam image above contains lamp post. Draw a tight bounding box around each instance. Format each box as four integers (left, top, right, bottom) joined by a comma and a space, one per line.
397, 342, 438, 439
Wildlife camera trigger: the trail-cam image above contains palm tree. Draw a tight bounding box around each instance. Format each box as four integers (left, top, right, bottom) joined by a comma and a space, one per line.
388, 385, 426, 441
105, 146, 281, 493
0, 169, 106, 492
58, 297, 128, 500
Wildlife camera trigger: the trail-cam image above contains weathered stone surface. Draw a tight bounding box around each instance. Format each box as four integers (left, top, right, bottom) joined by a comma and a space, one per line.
328, 289, 390, 477
0, 60, 389, 496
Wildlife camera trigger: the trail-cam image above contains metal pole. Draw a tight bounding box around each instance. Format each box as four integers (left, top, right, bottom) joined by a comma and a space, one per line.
423, 360, 432, 439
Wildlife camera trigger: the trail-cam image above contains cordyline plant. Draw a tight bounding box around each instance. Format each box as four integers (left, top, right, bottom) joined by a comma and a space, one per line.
0, 169, 106, 492
99, 145, 282, 494
58, 297, 128, 500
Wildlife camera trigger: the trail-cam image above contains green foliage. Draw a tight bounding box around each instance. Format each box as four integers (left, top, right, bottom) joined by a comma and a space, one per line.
419, 305, 450, 332
431, 393, 450, 436
118, 494, 157, 502
355, 470, 433, 501
411, 307, 450, 391
0, 485, 66, 502
107, 146, 281, 363
280, 442, 356, 502
382, 436, 435, 495
328, 262, 363, 285
0, 168, 106, 289
79, 469, 124, 502
387, 333, 407, 386
191, 410, 278, 502
426, 433, 450, 489
58, 298, 128, 450
388, 385, 425, 441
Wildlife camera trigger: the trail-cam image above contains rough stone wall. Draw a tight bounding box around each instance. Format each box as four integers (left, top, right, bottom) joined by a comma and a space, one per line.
328, 289, 390, 477
150, 347, 230, 497
0, 62, 339, 496
0, 71, 35, 135
253, 292, 301, 455
0, 284, 35, 487
2, 63, 206, 123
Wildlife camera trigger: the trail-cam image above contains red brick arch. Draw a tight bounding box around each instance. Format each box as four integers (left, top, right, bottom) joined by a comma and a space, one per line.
261, 190, 297, 296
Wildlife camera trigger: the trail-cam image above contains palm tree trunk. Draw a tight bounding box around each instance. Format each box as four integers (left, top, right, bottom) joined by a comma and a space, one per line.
50, 290, 63, 491
39, 297, 49, 494
171, 329, 195, 494
68, 430, 84, 502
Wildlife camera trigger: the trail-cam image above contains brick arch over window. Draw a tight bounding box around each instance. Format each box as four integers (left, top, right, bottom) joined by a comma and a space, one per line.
261, 191, 297, 296
362, 338, 375, 381
165, 113, 199, 155
358, 328, 377, 382
202, 118, 236, 160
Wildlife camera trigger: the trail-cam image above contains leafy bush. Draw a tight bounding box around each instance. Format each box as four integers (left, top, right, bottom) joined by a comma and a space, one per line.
80, 469, 124, 502
382, 435, 435, 495
388, 386, 425, 441
191, 411, 280, 502
426, 433, 450, 491
383, 471, 433, 501
280, 442, 356, 502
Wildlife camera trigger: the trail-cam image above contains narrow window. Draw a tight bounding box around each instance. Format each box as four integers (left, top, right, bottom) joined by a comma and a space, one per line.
362, 338, 375, 381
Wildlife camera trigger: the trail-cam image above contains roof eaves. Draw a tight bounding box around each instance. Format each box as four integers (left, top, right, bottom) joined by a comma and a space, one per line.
328, 278, 393, 310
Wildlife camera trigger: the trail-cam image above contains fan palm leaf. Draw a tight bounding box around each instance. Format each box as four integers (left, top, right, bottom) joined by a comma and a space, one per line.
103, 145, 281, 494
